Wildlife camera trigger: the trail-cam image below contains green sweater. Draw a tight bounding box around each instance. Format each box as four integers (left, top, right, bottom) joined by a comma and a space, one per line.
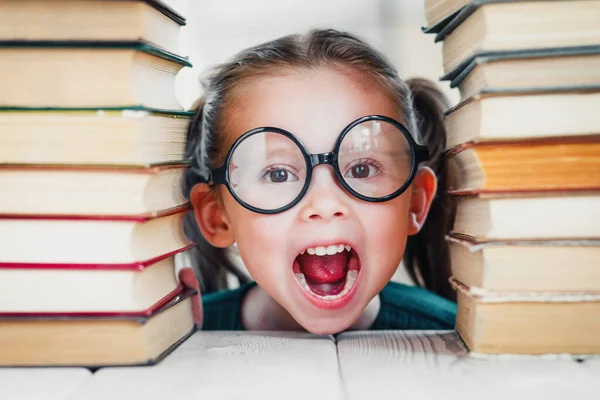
201, 281, 456, 331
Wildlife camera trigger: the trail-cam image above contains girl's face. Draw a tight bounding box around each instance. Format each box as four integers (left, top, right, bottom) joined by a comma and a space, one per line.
196, 67, 435, 334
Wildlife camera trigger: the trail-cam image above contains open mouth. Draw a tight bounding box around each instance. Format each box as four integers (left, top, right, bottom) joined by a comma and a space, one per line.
292, 243, 361, 304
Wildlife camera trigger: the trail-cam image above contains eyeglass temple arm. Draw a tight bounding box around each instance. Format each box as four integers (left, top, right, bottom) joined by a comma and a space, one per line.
210, 166, 227, 185
415, 145, 430, 164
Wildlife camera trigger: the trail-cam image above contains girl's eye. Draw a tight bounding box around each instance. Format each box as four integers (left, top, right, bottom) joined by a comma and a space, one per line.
262, 168, 298, 183
344, 160, 380, 179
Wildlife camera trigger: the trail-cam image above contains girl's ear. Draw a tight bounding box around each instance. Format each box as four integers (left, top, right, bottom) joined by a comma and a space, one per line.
408, 166, 437, 235
190, 184, 235, 248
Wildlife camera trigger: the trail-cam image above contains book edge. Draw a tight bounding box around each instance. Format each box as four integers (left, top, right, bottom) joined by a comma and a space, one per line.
0, 40, 192, 67
0, 286, 196, 320
0, 244, 194, 271
449, 46, 600, 87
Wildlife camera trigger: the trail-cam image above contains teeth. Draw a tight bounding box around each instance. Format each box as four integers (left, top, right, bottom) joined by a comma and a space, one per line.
326, 245, 338, 255
302, 244, 352, 257
295, 270, 359, 301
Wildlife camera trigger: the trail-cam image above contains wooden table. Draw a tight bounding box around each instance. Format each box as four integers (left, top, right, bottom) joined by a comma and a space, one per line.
2, 331, 599, 399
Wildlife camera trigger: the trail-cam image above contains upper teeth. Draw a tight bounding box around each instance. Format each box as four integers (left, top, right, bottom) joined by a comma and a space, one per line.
302, 244, 351, 256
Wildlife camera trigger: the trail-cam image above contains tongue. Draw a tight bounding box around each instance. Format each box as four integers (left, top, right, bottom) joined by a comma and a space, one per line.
297, 252, 349, 283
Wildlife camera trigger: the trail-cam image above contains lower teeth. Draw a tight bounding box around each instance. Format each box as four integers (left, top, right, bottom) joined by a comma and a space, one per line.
295, 270, 358, 300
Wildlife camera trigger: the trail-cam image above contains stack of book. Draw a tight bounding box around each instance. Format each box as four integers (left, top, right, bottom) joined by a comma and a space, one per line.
0, 0, 196, 367
424, 0, 600, 354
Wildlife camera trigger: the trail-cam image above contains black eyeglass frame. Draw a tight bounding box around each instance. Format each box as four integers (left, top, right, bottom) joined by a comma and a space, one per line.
209, 115, 429, 215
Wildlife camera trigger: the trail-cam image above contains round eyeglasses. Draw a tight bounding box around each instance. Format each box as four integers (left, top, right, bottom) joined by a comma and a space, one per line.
207, 115, 429, 214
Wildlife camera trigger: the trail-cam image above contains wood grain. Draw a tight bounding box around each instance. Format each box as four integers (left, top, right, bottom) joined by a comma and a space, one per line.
68, 331, 343, 400
337, 330, 600, 400
0, 368, 91, 400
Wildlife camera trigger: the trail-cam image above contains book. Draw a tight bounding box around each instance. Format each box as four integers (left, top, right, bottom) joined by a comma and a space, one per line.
0, 253, 183, 313
448, 234, 600, 292
0, 0, 186, 54
0, 207, 192, 265
0, 41, 191, 109
451, 49, 600, 101
447, 138, 600, 193
0, 164, 188, 217
0, 286, 196, 367
0, 108, 190, 165
444, 91, 600, 149
452, 278, 600, 354
424, 0, 470, 31
440, 0, 600, 76
452, 191, 600, 240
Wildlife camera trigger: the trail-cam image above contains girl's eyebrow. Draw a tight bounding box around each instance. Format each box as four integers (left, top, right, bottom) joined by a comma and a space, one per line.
263, 147, 305, 161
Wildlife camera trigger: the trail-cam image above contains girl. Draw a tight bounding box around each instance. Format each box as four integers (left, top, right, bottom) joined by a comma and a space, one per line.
183, 29, 456, 334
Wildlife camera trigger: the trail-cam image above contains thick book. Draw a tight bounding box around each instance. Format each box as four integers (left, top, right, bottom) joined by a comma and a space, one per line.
452, 278, 600, 354
444, 91, 600, 149
0, 252, 186, 313
0, 207, 192, 265
0, 41, 191, 109
451, 191, 600, 240
448, 234, 600, 292
447, 138, 600, 193
0, 0, 185, 54
438, 0, 600, 78
0, 164, 188, 217
0, 286, 196, 367
0, 108, 190, 165
449, 47, 600, 101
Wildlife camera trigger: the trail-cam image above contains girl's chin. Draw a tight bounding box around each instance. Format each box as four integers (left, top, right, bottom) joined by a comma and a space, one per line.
285, 277, 369, 335
292, 310, 362, 335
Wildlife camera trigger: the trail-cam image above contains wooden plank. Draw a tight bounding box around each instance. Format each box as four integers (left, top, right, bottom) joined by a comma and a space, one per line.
337, 330, 600, 400
68, 331, 343, 400
0, 368, 91, 400
582, 357, 600, 377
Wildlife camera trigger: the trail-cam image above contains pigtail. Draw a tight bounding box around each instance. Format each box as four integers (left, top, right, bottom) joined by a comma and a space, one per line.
183, 98, 249, 294
403, 78, 455, 301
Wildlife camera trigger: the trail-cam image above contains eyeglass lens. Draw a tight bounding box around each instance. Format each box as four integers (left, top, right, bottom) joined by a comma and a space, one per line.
228, 131, 307, 210
337, 119, 412, 199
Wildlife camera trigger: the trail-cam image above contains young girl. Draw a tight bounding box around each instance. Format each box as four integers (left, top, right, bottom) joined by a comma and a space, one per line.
182, 29, 456, 334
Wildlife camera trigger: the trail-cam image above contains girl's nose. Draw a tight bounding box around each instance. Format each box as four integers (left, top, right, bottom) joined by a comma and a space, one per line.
298, 166, 350, 222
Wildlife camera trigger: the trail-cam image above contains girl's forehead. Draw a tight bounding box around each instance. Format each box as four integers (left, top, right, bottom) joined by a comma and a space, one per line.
224, 68, 402, 153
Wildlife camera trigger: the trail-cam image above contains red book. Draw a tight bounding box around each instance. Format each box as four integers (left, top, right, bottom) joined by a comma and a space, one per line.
0, 205, 193, 266
0, 286, 196, 367
0, 249, 194, 314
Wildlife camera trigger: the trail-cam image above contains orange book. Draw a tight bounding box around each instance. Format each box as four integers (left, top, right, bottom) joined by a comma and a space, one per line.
448, 138, 600, 193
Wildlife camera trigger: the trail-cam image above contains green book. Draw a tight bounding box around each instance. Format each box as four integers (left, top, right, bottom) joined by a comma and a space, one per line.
0, 0, 186, 54
1, 41, 191, 110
